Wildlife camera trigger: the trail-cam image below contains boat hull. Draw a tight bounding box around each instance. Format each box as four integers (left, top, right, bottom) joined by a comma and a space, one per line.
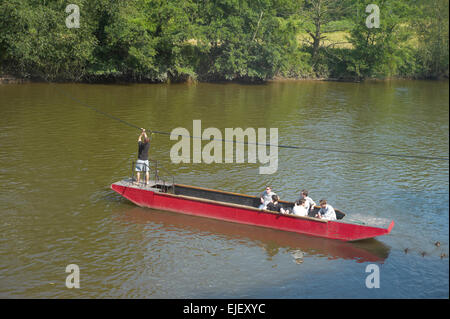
121, 207, 392, 263
111, 182, 394, 241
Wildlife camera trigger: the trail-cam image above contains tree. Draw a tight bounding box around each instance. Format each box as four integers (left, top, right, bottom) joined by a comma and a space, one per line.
301, 0, 352, 65
413, 0, 449, 78
0, 0, 97, 81
347, 0, 415, 79
193, 0, 303, 81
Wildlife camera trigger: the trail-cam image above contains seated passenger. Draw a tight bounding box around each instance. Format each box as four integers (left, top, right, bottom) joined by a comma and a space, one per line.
299, 189, 316, 213
292, 199, 308, 217
315, 199, 337, 220
266, 195, 287, 214
259, 186, 276, 209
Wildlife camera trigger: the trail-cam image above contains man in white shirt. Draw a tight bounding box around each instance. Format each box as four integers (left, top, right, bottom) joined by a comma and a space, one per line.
259, 186, 276, 209
299, 190, 316, 213
315, 199, 337, 220
292, 199, 308, 217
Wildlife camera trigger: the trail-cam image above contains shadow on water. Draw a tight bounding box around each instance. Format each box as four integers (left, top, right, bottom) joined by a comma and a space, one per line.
113, 205, 391, 264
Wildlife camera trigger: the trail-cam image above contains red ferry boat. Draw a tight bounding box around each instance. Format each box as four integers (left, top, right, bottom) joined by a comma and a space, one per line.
111, 178, 394, 242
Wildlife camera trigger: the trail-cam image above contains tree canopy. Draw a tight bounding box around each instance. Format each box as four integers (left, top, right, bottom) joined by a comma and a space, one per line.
0, 0, 448, 82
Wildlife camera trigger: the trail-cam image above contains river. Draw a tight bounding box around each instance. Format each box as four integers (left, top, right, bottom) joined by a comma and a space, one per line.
0, 80, 448, 298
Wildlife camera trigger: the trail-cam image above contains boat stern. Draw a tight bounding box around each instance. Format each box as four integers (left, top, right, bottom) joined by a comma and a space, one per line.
327, 219, 395, 241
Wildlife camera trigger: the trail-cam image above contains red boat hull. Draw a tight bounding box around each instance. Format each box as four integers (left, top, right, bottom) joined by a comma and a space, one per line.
111, 182, 394, 241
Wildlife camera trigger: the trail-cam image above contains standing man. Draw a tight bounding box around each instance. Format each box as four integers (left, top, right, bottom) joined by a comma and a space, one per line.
136, 129, 150, 185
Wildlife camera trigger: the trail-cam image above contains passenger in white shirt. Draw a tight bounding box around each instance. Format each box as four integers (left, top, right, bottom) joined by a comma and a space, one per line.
292, 199, 308, 217
259, 186, 276, 209
299, 190, 316, 213
315, 199, 337, 221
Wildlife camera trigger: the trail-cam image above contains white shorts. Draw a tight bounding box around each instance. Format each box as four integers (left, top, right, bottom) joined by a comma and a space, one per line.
135, 160, 149, 172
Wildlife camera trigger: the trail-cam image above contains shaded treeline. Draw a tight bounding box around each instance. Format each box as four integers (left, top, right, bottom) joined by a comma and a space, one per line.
0, 0, 448, 82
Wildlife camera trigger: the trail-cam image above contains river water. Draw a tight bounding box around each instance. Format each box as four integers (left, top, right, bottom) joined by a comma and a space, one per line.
0, 80, 448, 298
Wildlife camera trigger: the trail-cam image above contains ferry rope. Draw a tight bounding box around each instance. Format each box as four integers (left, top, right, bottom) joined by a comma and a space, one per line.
52, 84, 449, 162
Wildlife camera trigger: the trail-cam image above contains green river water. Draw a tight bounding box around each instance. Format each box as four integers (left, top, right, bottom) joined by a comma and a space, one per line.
0, 80, 448, 298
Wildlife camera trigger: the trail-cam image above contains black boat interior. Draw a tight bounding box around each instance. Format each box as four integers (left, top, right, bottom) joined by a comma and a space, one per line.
169, 184, 345, 220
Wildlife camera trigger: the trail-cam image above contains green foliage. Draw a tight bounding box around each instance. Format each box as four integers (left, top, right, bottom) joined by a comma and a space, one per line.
347, 0, 415, 79
413, 0, 449, 78
192, 0, 303, 81
0, 0, 96, 80
0, 0, 447, 82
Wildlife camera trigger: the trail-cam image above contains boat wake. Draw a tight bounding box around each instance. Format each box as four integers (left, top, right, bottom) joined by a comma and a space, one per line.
344, 213, 392, 228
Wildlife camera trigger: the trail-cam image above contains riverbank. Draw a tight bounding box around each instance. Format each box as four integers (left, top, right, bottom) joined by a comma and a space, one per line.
2, 73, 447, 85
0, 75, 32, 84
